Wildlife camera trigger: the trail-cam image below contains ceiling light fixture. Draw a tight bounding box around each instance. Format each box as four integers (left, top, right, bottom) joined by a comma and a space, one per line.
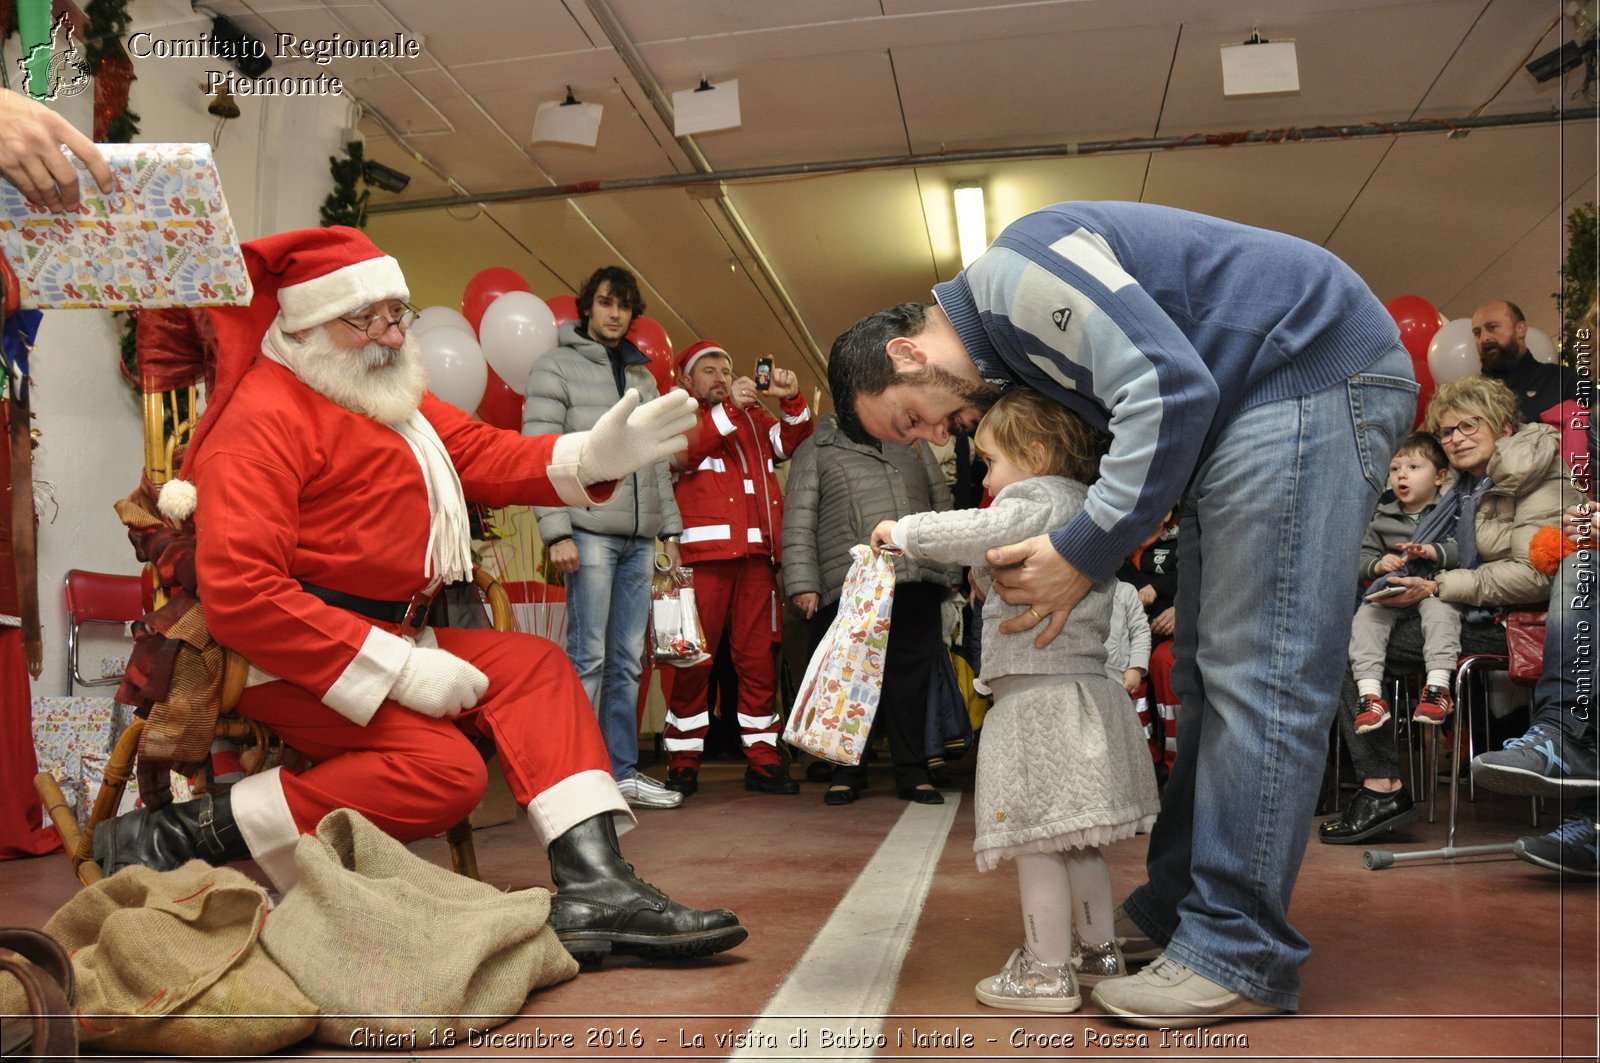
531, 86, 604, 147
672, 77, 741, 137
953, 184, 987, 268
1220, 28, 1299, 97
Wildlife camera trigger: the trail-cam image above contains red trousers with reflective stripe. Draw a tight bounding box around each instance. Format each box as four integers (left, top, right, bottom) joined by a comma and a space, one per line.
662, 556, 781, 769
237, 627, 610, 842
1148, 639, 1181, 771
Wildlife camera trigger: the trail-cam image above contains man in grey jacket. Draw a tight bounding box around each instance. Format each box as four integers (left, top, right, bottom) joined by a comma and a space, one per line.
781, 411, 958, 805
524, 266, 684, 809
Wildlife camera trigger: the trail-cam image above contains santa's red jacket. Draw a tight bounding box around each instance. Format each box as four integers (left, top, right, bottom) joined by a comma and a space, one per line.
672, 392, 812, 565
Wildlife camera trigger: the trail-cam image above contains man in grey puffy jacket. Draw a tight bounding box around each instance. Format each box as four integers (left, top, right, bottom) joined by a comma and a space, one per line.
781, 411, 958, 805
524, 266, 684, 809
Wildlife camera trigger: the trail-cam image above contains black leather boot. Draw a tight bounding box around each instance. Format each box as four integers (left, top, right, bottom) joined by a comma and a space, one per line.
92, 792, 250, 876
547, 813, 746, 963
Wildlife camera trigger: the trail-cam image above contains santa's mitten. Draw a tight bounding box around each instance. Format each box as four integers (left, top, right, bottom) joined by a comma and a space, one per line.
389, 646, 488, 717
572, 388, 697, 484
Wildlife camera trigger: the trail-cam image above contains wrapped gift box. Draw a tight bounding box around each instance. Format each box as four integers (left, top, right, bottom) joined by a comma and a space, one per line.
0, 143, 250, 309
31, 695, 129, 827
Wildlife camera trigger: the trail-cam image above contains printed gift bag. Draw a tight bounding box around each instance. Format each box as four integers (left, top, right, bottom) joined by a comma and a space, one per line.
782, 545, 896, 765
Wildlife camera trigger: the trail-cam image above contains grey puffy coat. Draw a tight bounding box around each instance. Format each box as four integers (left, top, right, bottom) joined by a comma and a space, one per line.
781, 413, 958, 605
522, 320, 681, 542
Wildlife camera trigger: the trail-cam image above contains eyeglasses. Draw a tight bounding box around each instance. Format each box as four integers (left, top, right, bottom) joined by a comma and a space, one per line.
339, 303, 419, 339
1435, 416, 1484, 443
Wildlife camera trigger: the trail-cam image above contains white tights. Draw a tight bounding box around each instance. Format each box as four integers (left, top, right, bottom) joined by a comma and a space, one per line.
1015, 848, 1114, 965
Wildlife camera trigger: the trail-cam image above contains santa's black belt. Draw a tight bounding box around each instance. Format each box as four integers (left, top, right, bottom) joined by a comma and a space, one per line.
299, 581, 436, 636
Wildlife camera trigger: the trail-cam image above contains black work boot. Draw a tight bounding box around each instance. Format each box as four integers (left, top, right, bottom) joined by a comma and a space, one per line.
547, 813, 746, 963
92, 792, 250, 876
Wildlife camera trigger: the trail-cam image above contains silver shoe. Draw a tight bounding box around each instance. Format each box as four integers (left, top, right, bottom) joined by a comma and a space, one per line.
1072, 938, 1127, 986
617, 773, 684, 809
975, 944, 1081, 1013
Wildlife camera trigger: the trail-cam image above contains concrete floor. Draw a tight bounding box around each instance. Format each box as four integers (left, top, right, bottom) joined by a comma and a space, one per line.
2, 753, 1596, 1062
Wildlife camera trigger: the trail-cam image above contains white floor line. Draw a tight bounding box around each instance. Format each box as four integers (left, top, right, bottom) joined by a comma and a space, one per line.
728, 793, 962, 1061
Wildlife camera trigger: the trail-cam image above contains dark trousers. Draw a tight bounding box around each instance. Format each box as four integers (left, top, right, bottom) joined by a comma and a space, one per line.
809, 581, 945, 791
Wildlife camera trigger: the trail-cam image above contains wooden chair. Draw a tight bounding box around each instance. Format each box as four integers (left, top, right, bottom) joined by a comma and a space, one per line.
33, 308, 511, 885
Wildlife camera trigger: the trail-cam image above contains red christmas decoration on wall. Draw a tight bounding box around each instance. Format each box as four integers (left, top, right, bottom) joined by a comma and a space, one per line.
93, 37, 134, 141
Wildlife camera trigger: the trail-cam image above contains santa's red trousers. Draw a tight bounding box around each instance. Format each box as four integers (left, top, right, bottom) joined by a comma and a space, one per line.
238, 626, 610, 842
661, 556, 782, 769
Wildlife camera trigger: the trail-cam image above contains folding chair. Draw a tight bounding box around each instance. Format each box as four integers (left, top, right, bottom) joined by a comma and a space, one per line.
1365, 650, 1541, 869
62, 568, 142, 692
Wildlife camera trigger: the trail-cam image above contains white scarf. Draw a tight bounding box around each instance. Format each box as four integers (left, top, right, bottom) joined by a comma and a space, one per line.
261, 323, 473, 585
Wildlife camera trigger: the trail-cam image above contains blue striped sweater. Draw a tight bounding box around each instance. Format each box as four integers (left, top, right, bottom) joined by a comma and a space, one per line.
933, 201, 1404, 582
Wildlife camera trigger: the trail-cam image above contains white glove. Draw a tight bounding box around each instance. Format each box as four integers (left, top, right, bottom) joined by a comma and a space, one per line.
389, 646, 489, 718
576, 389, 697, 484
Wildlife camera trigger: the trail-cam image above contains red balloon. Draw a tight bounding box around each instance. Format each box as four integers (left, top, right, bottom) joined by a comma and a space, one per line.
462, 267, 532, 334
475, 365, 523, 431
1385, 294, 1442, 429
627, 316, 676, 394
547, 293, 579, 326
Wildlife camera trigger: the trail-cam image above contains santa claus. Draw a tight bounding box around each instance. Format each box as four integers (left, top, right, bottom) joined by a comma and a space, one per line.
94, 226, 745, 963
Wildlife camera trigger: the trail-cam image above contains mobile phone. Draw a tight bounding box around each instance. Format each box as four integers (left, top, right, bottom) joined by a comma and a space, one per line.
1362, 585, 1406, 603
755, 356, 772, 391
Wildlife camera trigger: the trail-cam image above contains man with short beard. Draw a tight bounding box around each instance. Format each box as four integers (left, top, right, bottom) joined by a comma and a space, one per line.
1471, 300, 1593, 467
829, 202, 1417, 1027
94, 227, 747, 964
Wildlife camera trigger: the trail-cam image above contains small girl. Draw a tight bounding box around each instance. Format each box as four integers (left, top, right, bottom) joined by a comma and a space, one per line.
871, 388, 1160, 1014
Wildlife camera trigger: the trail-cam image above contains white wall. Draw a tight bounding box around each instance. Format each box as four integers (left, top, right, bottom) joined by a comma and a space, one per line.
15, 0, 349, 694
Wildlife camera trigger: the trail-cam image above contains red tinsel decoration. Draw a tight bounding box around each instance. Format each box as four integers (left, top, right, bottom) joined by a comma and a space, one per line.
93, 38, 133, 141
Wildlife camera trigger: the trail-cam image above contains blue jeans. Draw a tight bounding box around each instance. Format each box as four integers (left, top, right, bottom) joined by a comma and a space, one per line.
1533, 548, 1596, 743
564, 530, 655, 780
1122, 344, 1415, 1010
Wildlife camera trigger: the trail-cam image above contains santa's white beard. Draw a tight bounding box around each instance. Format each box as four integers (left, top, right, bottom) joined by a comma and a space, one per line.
271, 324, 427, 426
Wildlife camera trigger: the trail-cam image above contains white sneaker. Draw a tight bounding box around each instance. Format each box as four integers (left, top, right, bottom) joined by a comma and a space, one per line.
1090, 956, 1286, 1029
618, 772, 684, 809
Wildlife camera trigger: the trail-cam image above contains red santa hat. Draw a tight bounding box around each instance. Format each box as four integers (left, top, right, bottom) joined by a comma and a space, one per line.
157, 226, 409, 522
676, 340, 729, 379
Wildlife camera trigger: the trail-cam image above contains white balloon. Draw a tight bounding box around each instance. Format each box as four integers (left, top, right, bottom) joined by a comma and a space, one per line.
418, 326, 488, 414
412, 305, 474, 339
1427, 318, 1480, 386
1525, 325, 1558, 364
478, 291, 559, 395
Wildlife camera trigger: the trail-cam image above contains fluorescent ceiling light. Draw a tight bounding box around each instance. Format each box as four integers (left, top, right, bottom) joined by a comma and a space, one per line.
954, 185, 987, 268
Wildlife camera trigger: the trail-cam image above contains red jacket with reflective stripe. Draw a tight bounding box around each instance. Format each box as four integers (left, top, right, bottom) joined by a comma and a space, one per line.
672, 393, 813, 565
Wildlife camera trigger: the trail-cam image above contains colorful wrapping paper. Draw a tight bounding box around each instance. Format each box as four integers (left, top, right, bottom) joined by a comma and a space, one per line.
782, 545, 896, 765
0, 143, 250, 309
30, 695, 128, 827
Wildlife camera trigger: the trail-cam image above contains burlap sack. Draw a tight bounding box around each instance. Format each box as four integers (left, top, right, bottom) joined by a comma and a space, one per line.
15, 861, 318, 1055
260, 808, 578, 1046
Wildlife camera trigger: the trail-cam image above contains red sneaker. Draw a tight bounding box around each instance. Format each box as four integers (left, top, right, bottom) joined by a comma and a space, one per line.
1353, 694, 1391, 735
1412, 685, 1454, 726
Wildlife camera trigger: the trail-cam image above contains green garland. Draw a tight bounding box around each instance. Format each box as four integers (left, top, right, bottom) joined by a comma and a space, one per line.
320, 140, 370, 228
1557, 202, 1597, 361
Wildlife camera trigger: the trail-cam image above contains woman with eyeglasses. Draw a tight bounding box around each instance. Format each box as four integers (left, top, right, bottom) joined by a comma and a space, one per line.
1320, 375, 1584, 844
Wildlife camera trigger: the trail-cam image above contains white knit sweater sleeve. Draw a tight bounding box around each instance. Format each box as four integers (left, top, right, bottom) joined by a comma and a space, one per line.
895, 479, 1066, 567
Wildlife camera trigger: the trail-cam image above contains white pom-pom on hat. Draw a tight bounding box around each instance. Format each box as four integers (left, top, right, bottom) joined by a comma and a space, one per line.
157, 478, 198, 522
